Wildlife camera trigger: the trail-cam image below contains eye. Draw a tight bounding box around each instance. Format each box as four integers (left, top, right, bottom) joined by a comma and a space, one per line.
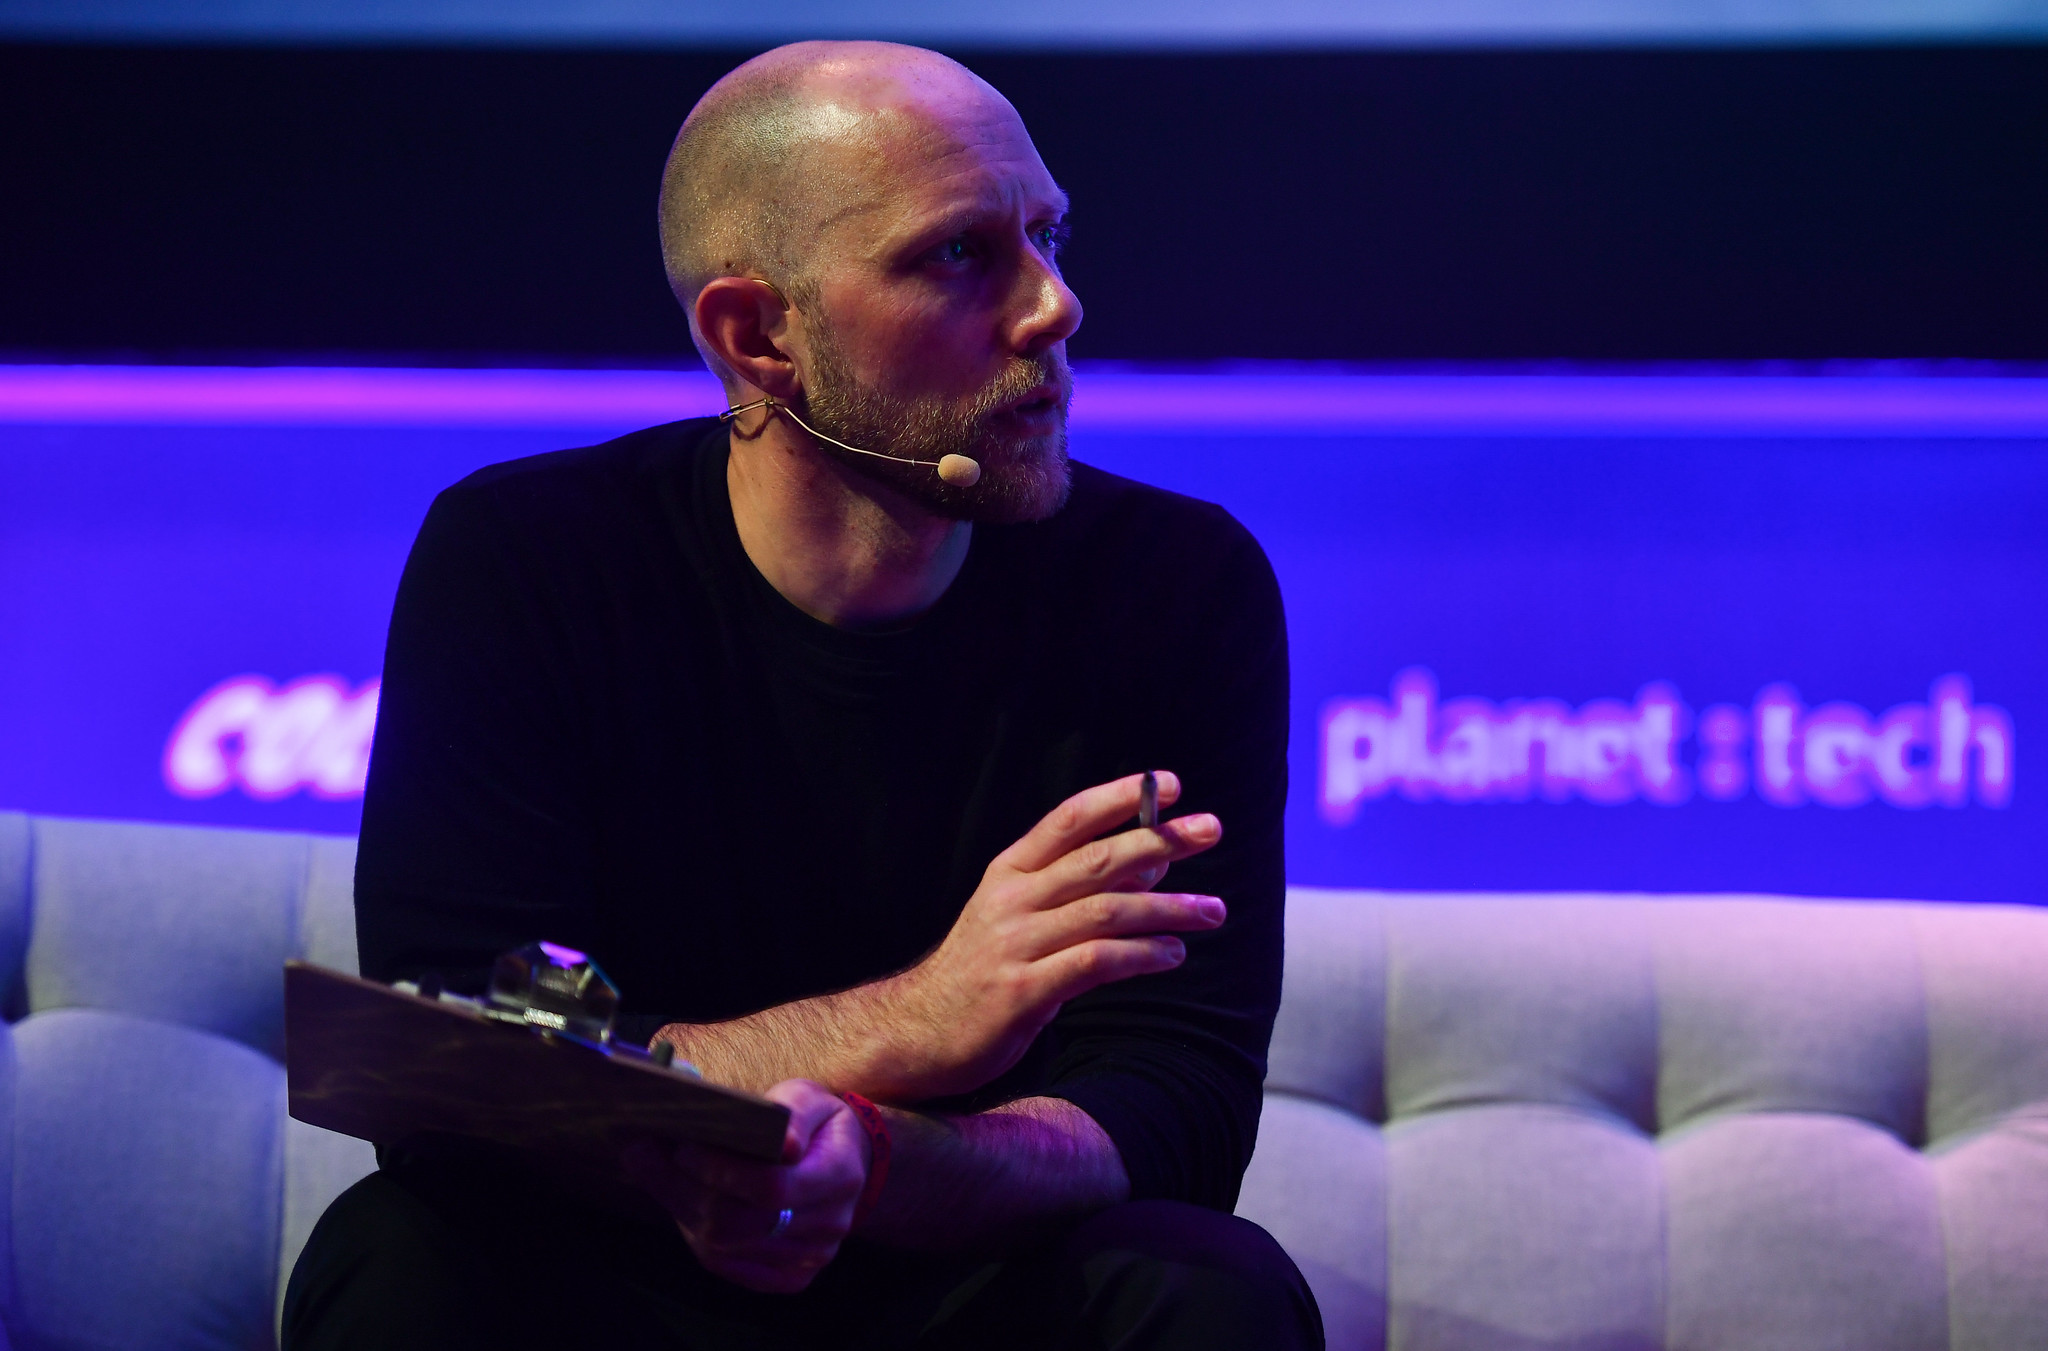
1033, 221, 1070, 256
926, 235, 976, 266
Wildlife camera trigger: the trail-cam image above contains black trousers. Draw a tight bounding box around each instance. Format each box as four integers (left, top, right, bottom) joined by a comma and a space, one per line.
283, 1152, 1324, 1351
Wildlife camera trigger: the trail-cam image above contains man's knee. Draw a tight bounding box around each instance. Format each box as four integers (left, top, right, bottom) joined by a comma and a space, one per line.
283, 1169, 508, 1351
1059, 1200, 1324, 1350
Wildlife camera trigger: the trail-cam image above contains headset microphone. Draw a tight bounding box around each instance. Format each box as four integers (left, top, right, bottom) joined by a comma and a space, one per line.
721, 396, 983, 487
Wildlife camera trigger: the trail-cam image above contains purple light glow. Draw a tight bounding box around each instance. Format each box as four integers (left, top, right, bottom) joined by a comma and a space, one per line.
0, 365, 727, 428
4, 364, 2048, 436
1073, 372, 2048, 437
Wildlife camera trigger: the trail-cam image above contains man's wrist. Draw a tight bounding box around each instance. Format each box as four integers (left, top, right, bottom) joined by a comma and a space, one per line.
838, 1091, 892, 1226
830, 972, 931, 1101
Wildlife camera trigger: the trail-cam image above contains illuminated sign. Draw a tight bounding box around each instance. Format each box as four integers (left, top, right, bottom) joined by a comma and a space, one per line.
4, 365, 2037, 901
1321, 670, 2012, 822
163, 675, 380, 801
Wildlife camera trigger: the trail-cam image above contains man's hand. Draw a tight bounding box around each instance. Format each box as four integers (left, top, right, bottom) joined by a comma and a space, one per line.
651, 771, 1224, 1103
621, 1079, 870, 1294
865, 771, 1224, 1100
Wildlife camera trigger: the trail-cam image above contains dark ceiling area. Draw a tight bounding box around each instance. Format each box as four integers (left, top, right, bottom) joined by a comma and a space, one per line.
3, 41, 2044, 363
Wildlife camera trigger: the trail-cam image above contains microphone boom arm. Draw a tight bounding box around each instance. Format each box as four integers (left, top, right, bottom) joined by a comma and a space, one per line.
720, 396, 982, 487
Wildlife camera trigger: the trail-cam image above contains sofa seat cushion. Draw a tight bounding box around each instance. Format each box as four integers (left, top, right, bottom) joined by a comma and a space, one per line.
1239, 1092, 1387, 1350
1243, 890, 2048, 1350
13, 1009, 280, 1351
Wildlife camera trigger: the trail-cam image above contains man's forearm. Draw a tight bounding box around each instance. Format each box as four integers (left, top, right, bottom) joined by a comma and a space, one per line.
857, 1096, 1130, 1253
651, 981, 910, 1098
650, 965, 1044, 1104
654, 775, 1224, 1107
655, 1003, 1131, 1250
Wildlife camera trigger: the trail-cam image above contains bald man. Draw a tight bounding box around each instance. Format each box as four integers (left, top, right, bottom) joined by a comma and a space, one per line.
284, 42, 1319, 1351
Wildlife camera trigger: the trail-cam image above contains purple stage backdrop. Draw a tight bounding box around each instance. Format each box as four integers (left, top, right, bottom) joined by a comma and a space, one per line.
2, 364, 2043, 904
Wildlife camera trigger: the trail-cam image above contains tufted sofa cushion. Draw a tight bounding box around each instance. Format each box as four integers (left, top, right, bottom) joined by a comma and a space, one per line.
5, 814, 2045, 1351
13, 1011, 283, 1351
0, 813, 375, 1351
1235, 889, 2048, 1351
12, 817, 358, 1058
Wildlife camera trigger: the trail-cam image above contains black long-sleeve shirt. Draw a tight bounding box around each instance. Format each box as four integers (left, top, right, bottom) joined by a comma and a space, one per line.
354, 417, 1289, 1211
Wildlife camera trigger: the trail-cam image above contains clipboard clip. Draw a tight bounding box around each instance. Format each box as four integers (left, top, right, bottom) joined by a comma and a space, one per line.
392, 941, 701, 1075
488, 941, 620, 1044
397, 941, 621, 1046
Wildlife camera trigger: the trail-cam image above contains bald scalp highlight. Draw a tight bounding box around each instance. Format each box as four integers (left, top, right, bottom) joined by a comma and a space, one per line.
658, 43, 1015, 386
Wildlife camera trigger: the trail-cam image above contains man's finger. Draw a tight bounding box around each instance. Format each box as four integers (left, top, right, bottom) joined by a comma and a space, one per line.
694, 1193, 844, 1250
669, 1098, 864, 1211
621, 1137, 711, 1223
700, 1249, 838, 1295
766, 1079, 845, 1163
1114, 859, 1170, 894
1027, 812, 1220, 908
1026, 891, 1225, 958
998, 772, 1182, 874
1031, 933, 1190, 1005
671, 1148, 803, 1211
671, 1142, 859, 1214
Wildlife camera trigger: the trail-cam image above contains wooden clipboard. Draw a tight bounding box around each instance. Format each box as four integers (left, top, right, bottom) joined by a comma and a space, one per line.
284, 962, 791, 1175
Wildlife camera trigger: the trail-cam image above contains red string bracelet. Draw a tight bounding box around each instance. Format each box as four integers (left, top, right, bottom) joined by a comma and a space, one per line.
839, 1091, 892, 1226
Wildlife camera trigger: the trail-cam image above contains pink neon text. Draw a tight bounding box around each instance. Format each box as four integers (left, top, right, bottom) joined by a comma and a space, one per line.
1320, 669, 2013, 823
1319, 669, 1689, 823
163, 674, 380, 801
1712, 675, 2012, 810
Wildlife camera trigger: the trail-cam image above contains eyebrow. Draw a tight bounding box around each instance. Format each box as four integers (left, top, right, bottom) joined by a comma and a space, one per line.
903, 186, 1071, 245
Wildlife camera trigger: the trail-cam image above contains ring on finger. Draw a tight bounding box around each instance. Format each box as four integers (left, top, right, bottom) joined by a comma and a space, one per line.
768, 1207, 793, 1240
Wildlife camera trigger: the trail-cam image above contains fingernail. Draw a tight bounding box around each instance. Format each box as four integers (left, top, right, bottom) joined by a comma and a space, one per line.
1183, 814, 1220, 840
1197, 897, 1225, 922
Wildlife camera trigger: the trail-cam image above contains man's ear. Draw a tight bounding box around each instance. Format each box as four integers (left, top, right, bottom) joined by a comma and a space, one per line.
694, 277, 800, 397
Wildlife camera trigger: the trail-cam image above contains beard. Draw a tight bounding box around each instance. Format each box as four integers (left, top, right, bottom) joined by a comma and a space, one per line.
796, 322, 1073, 525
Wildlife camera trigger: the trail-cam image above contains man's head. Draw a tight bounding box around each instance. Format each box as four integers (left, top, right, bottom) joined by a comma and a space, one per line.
659, 42, 1080, 523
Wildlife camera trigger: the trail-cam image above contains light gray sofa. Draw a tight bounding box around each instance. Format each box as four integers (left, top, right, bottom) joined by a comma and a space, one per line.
3, 813, 2045, 1350
1237, 889, 2048, 1351
0, 813, 374, 1351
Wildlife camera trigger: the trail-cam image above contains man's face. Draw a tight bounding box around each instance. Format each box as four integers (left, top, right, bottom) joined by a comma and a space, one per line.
792, 92, 1082, 524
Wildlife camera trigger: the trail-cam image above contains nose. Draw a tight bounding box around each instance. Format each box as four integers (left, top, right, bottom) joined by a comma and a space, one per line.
1008, 245, 1083, 358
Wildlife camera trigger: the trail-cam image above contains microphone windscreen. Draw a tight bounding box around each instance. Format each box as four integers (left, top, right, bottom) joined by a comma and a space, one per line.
937, 454, 982, 487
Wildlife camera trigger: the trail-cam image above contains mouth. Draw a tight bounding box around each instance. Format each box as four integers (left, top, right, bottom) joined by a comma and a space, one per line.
995, 383, 1066, 422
